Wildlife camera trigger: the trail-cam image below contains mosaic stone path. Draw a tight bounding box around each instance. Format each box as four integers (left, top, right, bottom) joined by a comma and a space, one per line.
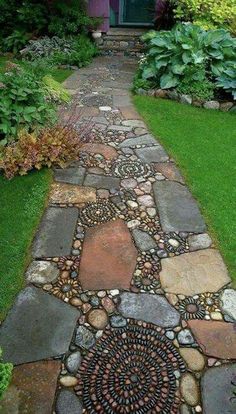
0, 56, 236, 414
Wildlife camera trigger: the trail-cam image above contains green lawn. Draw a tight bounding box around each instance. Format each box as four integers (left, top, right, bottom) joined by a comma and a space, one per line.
0, 169, 52, 319
134, 96, 236, 282
0, 56, 72, 319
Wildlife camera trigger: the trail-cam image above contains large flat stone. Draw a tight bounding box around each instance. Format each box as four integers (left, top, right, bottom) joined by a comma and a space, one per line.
220, 289, 236, 321
0, 361, 61, 414
32, 207, 78, 258
49, 183, 96, 206
81, 143, 118, 160
160, 250, 230, 295
120, 105, 142, 120
135, 145, 169, 163
201, 364, 236, 414
188, 320, 236, 359
132, 228, 157, 251
119, 134, 157, 148
84, 174, 120, 191
54, 167, 86, 185
153, 162, 184, 184
153, 181, 206, 232
0, 287, 79, 365
79, 219, 137, 290
118, 292, 180, 327
25, 260, 59, 285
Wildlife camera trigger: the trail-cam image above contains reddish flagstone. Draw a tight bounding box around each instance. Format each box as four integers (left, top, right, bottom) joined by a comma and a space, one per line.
79, 219, 137, 290
153, 162, 185, 184
188, 320, 236, 359
0, 361, 60, 414
82, 143, 118, 160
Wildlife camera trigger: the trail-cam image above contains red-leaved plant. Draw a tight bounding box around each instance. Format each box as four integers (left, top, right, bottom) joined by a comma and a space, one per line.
0, 110, 93, 179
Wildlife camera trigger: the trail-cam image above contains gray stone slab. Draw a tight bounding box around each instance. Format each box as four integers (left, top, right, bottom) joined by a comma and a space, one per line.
54, 167, 85, 185
118, 292, 180, 327
132, 229, 157, 251
108, 125, 132, 132
119, 134, 157, 148
84, 174, 120, 191
0, 287, 79, 365
113, 95, 132, 107
135, 145, 169, 163
32, 207, 78, 258
201, 364, 236, 414
153, 181, 206, 232
25, 260, 59, 285
55, 390, 83, 414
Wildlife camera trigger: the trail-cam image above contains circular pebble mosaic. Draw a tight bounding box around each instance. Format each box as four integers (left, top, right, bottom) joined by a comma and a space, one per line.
177, 297, 206, 320
113, 160, 153, 179
75, 320, 185, 413
79, 199, 120, 227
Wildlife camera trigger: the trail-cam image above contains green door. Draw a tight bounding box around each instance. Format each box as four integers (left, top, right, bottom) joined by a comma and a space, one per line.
120, 0, 155, 25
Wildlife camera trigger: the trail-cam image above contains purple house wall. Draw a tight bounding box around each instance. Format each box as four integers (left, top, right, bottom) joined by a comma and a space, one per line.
87, 0, 110, 32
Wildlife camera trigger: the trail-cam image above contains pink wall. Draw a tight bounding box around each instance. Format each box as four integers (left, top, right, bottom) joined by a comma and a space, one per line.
87, 0, 110, 32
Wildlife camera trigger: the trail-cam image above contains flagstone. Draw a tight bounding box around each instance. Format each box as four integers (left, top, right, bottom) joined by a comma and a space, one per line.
54, 167, 86, 185
153, 181, 206, 232
32, 207, 78, 258
160, 250, 230, 295
0, 287, 79, 365
120, 105, 142, 119
0, 361, 60, 414
84, 174, 120, 191
220, 289, 236, 321
201, 364, 236, 414
153, 162, 185, 184
55, 390, 83, 414
118, 292, 180, 327
135, 145, 169, 163
49, 183, 96, 205
25, 260, 59, 285
187, 320, 236, 359
79, 219, 137, 290
81, 143, 118, 160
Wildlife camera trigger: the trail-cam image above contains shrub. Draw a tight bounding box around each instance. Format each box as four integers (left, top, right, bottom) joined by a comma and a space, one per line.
139, 24, 236, 99
2, 30, 31, 53
177, 66, 215, 100
42, 75, 71, 103
21, 35, 98, 68
0, 65, 56, 145
171, 0, 236, 34
0, 120, 91, 179
0, 349, 13, 400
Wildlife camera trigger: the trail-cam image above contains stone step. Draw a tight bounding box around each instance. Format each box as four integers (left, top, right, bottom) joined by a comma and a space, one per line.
96, 28, 146, 57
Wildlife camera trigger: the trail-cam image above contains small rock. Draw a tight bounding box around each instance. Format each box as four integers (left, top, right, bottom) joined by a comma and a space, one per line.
75, 326, 95, 349
188, 233, 212, 251
101, 297, 116, 314
65, 351, 82, 374
139, 181, 152, 194
25, 261, 59, 285
121, 178, 137, 189
210, 311, 223, 321
56, 389, 83, 414
203, 101, 220, 110
180, 403, 193, 414
132, 229, 157, 251
110, 315, 127, 328
87, 309, 108, 330
127, 219, 140, 229
180, 373, 199, 406
147, 207, 157, 218
70, 297, 83, 307
179, 348, 205, 371
220, 289, 236, 320
59, 376, 78, 387
177, 329, 195, 345
180, 94, 192, 105
137, 195, 154, 207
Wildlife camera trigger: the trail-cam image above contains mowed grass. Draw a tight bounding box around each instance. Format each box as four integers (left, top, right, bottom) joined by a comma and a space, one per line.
134, 96, 236, 281
0, 57, 72, 319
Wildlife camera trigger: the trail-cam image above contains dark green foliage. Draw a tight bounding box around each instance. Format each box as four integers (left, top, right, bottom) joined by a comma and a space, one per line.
0, 349, 13, 400
139, 24, 236, 100
177, 65, 215, 100
0, 65, 56, 144
2, 30, 31, 53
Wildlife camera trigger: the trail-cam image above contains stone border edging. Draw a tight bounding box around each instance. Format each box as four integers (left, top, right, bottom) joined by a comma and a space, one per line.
136, 88, 236, 113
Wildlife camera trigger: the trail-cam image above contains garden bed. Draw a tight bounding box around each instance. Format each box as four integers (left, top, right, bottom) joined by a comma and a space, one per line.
136, 87, 236, 113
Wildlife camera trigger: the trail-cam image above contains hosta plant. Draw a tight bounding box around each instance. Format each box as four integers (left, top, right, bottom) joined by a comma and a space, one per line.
139, 23, 236, 99
0, 348, 13, 400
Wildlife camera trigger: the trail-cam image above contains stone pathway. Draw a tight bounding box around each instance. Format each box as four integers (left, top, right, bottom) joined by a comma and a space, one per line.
0, 56, 236, 414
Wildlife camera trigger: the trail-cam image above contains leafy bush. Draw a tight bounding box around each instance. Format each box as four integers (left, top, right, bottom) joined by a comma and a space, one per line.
177, 66, 215, 100
2, 30, 31, 53
216, 69, 236, 100
139, 24, 236, 99
0, 349, 13, 400
0, 122, 91, 179
0, 65, 56, 145
171, 0, 236, 34
42, 75, 71, 103
22, 35, 98, 68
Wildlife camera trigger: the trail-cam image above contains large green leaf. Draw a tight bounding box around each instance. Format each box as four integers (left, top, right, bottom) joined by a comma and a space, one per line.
160, 73, 178, 89
142, 66, 156, 80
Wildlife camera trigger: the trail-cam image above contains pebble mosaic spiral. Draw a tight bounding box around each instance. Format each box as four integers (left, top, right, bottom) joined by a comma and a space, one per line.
113, 160, 153, 179
75, 320, 186, 413
79, 199, 120, 227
